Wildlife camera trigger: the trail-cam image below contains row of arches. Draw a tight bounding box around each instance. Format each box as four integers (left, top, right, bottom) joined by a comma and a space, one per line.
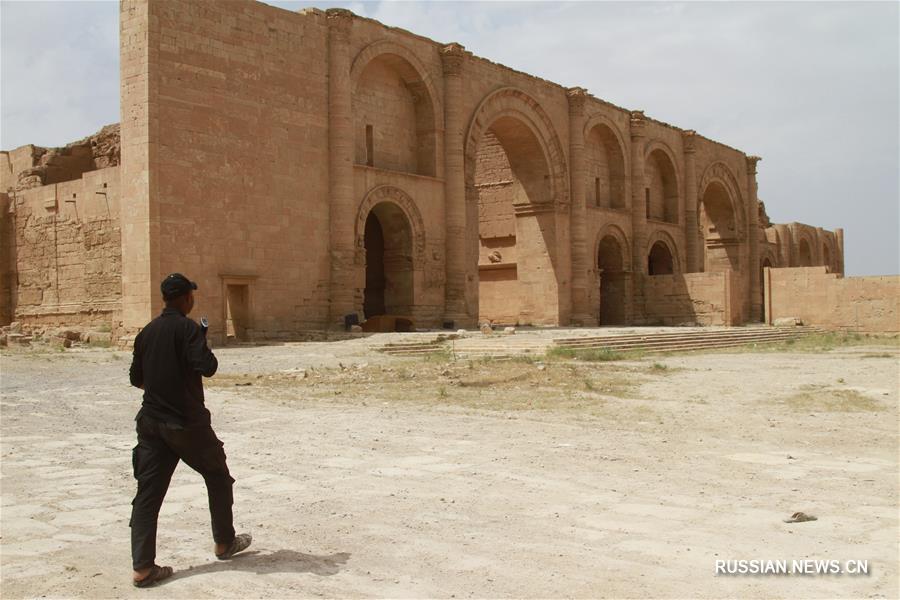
348, 40, 749, 326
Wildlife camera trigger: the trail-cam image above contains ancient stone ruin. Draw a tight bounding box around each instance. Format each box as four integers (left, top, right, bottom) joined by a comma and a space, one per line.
3, 0, 891, 345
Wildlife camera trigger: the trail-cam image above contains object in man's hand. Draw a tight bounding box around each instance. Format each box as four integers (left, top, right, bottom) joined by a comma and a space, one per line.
200, 316, 209, 335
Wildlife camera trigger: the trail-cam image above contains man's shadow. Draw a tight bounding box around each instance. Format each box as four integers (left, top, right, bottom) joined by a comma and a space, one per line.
173, 549, 351, 580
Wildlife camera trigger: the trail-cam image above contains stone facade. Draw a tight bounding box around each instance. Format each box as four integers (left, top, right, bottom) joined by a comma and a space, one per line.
1, 0, 846, 342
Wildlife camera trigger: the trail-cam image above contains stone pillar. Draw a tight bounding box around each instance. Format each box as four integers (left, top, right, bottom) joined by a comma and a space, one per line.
682, 130, 700, 273
629, 111, 648, 274
326, 9, 356, 326
567, 87, 593, 325
441, 43, 471, 327
120, 0, 161, 333
746, 155, 762, 321
835, 228, 845, 275
628, 111, 648, 323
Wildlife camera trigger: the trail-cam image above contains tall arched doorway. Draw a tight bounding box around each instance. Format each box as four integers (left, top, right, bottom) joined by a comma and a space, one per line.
472, 116, 556, 325
597, 235, 626, 325
648, 241, 675, 275
700, 181, 740, 272
798, 239, 812, 266
363, 202, 414, 319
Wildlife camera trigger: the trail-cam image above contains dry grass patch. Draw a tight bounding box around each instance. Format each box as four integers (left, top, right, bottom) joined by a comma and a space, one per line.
781, 386, 885, 413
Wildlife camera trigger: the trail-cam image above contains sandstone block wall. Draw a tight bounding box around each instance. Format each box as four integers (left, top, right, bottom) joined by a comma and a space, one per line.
2, 167, 121, 329
766, 267, 899, 333
638, 271, 743, 326
121, 0, 333, 341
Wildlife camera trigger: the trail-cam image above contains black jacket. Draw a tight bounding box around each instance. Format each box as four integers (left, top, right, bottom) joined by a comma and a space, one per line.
129, 307, 218, 427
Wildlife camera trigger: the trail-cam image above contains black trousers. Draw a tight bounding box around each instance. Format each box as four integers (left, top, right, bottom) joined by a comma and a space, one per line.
130, 415, 236, 570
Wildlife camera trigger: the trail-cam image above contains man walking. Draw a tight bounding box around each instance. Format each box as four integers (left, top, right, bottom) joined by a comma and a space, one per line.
128, 273, 251, 587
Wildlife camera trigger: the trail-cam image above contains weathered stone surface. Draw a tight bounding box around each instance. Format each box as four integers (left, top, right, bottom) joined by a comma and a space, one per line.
0, 1, 855, 340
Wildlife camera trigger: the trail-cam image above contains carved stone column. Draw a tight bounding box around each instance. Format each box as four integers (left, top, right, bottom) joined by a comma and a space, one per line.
746, 155, 762, 321
629, 111, 648, 274
566, 87, 593, 325
441, 43, 471, 327
682, 130, 700, 272
327, 9, 356, 326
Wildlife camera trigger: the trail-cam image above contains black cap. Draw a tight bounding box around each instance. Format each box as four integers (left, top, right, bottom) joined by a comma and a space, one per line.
161, 273, 197, 300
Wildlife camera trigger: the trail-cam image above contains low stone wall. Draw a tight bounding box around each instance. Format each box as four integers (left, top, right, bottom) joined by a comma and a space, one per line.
765, 267, 899, 333
638, 271, 742, 326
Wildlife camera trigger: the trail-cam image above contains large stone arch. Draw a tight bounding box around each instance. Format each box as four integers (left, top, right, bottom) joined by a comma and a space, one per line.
354, 185, 427, 321
354, 184, 426, 260
698, 161, 745, 237
583, 114, 629, 209
350, 40, 442, 176
646, 229, 681, 274
697, 161, 746, 273
796, 232, 815, 267
462, 87, 569, 325
464, 87, 569, 206
644, 140, 681, 223
594, 223, 631, 272
593, 223, 630, 325
350, 39, 443, 124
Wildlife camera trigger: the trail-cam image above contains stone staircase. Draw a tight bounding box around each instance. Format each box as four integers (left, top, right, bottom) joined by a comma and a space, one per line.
448, 336, 551, 358
552, 325, 824, 354
376, 325, 826, 358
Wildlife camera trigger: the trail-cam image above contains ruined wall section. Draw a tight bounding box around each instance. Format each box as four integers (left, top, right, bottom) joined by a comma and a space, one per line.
4, 167, 121, 330
124, 0, 332, 340
637, 270, 742, 326
766, 267, 897, 333
0, 125, 120, 192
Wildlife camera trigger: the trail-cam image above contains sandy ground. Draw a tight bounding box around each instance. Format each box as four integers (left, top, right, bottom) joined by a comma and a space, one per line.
1, 334, 898, 599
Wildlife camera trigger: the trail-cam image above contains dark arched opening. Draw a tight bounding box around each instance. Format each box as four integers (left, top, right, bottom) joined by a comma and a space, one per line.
597, 235, 626, 325
585, 124, 626, 209
363, 202, 414, 319
648, 241, 675, 275
645, 149, 678, 223
798, 239, 812, 267
700, 181, 740, 272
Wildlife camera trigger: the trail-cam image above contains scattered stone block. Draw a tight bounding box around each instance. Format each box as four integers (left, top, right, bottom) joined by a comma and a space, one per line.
503, 327, 516, 335
774, 317, 803, 327
480, 322, 493, 335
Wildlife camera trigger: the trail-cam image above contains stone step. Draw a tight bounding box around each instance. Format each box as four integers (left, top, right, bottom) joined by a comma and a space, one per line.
554, 326, 820, 345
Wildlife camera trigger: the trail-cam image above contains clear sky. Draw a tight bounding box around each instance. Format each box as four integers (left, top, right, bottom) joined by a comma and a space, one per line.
1, 0, 897, 276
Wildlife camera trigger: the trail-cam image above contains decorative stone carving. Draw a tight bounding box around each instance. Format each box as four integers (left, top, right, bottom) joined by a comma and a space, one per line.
440, 43, 467, 76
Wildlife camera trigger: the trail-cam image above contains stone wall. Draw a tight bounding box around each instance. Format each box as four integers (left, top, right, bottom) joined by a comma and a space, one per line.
2, 167, 121, 330
765, 267, 899, 333
120, 0, 332, 341
638, 271, 742, 326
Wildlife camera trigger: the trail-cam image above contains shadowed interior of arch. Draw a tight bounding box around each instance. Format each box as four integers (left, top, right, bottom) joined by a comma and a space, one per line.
700, 181, 740, 272
352, 53, 436, 176
798, 238, 813, 267
645, 149, 678, 223
597, 234, 626, 325
363, 202, 414, 319
585, 124, 626, 209
648, 240, 675, 275
473, 115, 558, 325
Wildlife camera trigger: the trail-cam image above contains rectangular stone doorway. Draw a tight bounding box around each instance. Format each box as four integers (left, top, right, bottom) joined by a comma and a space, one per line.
225, 283, 249, 342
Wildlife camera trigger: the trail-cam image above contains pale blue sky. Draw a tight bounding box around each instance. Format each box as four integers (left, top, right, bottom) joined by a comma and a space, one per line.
1, 1, 897, 276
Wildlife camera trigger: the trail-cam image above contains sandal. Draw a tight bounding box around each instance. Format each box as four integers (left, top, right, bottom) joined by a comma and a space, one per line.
133, 564, 174, 588
216, 533, 252, 560
783, 511, 817, 523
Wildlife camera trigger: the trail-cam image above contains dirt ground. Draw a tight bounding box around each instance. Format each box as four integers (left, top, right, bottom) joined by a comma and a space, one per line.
1, 333, 898, 599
